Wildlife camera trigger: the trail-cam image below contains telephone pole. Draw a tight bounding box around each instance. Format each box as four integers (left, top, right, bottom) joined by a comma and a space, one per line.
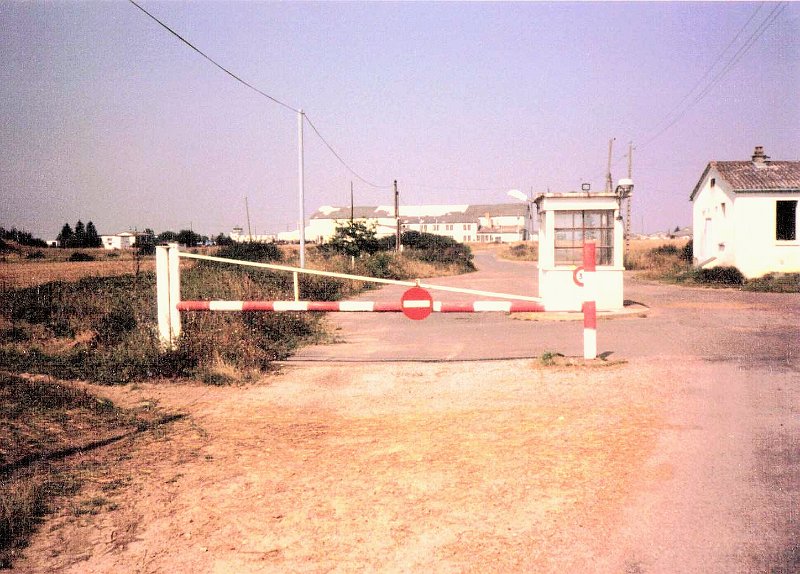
625, 142, 634, 250
605, 138, 615, 193
394, 180, 400, 252
350, 181, 354, 223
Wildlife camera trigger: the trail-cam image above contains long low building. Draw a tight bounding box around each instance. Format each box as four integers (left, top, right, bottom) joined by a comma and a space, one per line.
307, 203, 533, 244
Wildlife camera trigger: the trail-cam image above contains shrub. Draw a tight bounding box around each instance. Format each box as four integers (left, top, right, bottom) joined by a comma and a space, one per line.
68, 252, 95, 262
680, 240, 693, 263
693, 266, 744, 285
743, 273, 800, 293
215, 242, 282, 263
25, 251, 45, 260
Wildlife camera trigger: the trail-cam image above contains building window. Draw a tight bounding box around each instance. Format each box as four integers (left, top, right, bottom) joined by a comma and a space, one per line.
433, 224, 439, 231
422, 224, 427, 232
554, 210, 614, 265
445, 224, 453, 231
710, 178, 716, 188
776, 200, 797, 241
463, 224, 471, 231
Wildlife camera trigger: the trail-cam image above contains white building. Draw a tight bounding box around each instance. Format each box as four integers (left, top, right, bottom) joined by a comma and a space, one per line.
100, 232, 137, 250
229, 227, 276, 244
690, 146, 800, 278
306, 203, 531, 244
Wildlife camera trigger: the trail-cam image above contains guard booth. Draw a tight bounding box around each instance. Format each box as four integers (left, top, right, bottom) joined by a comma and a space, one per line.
535, 190, 626, 311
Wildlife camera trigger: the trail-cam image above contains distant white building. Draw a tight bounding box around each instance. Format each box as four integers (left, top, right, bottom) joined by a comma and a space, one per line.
229, 227, 276, 244
100, 232, 137, 250
306, 203, 531, 244
690, 146, 800, 278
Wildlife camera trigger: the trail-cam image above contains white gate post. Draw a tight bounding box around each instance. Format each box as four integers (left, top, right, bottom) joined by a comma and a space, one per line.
582, 241, 597, 360
156, 244, 182, 350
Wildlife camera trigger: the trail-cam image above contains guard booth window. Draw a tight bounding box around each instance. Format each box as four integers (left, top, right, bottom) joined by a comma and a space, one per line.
776, 200, 797, 241
554, 210, 614, 265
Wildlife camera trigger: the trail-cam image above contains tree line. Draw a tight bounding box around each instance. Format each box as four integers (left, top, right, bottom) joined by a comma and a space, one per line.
57, 221, 102, 248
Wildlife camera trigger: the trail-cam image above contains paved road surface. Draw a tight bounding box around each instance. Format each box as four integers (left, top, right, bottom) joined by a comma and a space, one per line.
291, 250, 799, 365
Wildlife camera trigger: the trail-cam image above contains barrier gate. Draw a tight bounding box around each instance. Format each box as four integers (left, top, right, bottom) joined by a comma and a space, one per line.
156, 244, 599, 359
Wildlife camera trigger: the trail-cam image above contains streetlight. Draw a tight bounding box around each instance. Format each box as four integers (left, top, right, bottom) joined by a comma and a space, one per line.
507, 189, 534, 241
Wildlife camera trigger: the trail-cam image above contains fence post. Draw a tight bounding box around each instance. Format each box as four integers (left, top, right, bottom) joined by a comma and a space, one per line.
582, 241, 597, 360
156, 244, 182, 350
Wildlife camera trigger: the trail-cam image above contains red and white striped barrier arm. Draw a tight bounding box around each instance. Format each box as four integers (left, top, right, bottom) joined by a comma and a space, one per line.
176, 300, 545, 313
582, 242, 597, 360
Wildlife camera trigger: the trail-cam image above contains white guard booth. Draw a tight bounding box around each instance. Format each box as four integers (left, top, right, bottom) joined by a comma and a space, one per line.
535, 191, 625, 311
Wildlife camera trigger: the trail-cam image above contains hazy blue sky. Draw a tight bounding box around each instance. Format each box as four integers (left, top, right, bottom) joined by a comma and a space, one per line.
1, 1, 798, 239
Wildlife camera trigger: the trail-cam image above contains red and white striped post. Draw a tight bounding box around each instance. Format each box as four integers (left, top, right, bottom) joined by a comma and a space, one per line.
582, 241, 597, 360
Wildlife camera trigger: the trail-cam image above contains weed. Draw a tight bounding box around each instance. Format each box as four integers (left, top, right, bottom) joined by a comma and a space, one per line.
540, 351, 563, 366
68, 252, 95, 262
743, 273, 800, 293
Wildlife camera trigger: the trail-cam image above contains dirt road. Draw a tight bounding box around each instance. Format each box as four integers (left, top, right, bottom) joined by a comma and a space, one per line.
13, 254, 799, 573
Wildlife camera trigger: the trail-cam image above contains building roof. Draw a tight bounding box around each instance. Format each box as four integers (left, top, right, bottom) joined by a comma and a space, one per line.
690, 147, 800, 200
310, 203, 525, 221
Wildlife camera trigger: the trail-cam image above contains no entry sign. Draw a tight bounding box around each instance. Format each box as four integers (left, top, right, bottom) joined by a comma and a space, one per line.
401, 286, 433, 320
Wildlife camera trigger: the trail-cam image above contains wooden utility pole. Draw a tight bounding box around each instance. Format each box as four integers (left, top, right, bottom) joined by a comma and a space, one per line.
605, 138, 615, 193
350, 181, 354, 223
245, 197, 253, 243
394, 180, 400, 252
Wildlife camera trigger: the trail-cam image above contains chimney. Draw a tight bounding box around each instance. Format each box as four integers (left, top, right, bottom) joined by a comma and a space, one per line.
752, 145, 770, 168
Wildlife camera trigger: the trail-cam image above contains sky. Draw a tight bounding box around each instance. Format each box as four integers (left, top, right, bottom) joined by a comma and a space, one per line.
1, 1, 798, 240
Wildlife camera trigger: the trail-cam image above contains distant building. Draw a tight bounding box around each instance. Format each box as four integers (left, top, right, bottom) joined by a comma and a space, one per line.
100, 232, 137, 250
690, 146, 800, 278
229, 226, 276, 244
306, 203, 531, 244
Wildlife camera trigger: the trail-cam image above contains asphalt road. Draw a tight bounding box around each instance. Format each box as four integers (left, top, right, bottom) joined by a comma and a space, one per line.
291, 250, 800, 366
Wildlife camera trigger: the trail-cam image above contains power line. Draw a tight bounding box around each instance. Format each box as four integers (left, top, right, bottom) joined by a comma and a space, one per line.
303, 114, 392, 189
644, 4, 765, 141
128, 0, 299, 114
128, 0, 391, 190
638, 2, 787, 151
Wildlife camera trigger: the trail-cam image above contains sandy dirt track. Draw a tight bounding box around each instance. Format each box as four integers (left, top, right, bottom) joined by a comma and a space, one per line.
13, 354, 798, 573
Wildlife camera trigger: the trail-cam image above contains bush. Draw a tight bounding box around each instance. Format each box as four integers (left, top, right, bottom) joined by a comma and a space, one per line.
693, 266, 744, 285
680, 241, 693, 263
215, 242, 282, 263
743, 273, 800, 293
394, 231, 475, 272
68, 252, 95, 262
25, 251, 45, 260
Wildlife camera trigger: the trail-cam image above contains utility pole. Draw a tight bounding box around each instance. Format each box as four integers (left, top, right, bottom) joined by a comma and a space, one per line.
394, 180, 400, 252
245, 197, 253, 243
298, 109, 306, 268
605, 138, 615, 194
350, 181, 354, 223
625, 142, 634, 250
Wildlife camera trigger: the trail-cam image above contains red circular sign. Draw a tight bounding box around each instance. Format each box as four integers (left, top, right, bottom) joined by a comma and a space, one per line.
573, 266, 585, 287
401, 287, 433, 320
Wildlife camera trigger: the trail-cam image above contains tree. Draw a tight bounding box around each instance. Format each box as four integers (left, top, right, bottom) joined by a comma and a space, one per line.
324, 221, 382, 257
135, 229, 156, 256
73, 220, 86, 248
157, 230, 178, 243
57, 223, 74, 248
85, 221, 102, 248
214, 232, 234, 246
176, 229, 203, 247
